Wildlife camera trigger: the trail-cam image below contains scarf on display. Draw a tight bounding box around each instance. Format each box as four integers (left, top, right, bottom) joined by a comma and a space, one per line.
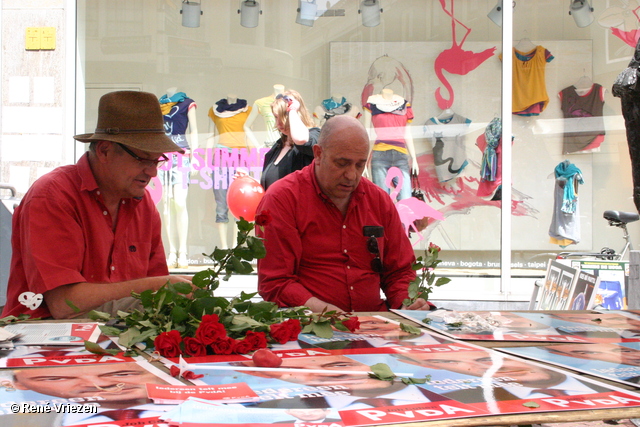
214, 98, 248, 118
322, 97, 346, 111
159, 92, 188, 115
480, 117, 502, 182
366, 94, 407, 114
554, 160, 583, 214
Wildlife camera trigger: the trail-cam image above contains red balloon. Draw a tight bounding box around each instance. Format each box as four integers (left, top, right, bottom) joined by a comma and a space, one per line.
226, 176, 265, 222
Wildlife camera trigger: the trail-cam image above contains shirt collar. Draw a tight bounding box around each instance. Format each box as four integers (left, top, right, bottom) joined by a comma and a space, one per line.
77, 152, 100, 193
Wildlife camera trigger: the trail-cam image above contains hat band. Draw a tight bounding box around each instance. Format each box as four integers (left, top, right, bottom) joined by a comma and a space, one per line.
95, 127, 165, 135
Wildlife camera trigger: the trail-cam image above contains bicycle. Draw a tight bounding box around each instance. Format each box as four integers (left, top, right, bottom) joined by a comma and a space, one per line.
555, 210, 638, 261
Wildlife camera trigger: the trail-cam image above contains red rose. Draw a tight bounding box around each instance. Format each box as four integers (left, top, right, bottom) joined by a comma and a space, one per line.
255, 210, 272, 227
342, 316, 360, 333
269, 319, 302, 344
195, 320, 227, 345
243, 330, 268, 351
154, 330, 182, 358
183, 337, 208, 357
428, 242, 441, 253
233, 338, 254, 354
169, 365, 180, 377
201, 314, 220, 324
211, 336, 236, 355
182, 370, 204, 380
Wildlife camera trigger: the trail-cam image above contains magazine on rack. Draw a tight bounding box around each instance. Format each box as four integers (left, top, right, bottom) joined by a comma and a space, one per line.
564, 259, 629, 310
152, 342, 640, 426
0, 359, 182, 426
393, 309, 640, 342
497, 341, 640, 389
536, 260, 578, 310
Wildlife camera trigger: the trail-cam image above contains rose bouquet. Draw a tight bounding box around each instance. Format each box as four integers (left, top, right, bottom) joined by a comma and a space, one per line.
92, 216, 359, 358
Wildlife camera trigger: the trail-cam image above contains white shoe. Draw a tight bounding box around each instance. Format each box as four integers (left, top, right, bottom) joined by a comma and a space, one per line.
177, 253, 189, 269
166, 252, 177, 268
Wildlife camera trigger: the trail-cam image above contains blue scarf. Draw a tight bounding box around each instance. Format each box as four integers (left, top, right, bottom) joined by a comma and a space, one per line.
322, 97, 346, 111
480, 118, 502, 181
159, 92, 187, 104
554, 161, 583, 214
215, 98, 248, 113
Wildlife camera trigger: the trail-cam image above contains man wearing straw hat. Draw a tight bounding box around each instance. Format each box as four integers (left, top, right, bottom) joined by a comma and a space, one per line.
2, 91, 192, 320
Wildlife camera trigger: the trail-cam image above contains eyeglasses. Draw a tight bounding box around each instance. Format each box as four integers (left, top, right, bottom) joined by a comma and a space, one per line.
367, 236, 383, 273
117, 143, 169, 169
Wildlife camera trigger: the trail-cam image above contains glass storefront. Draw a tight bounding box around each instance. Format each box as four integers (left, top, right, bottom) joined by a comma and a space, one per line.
2, 0, 638, 306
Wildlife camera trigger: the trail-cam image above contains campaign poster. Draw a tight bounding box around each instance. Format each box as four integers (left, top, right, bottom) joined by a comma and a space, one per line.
155, 343, 640, 426
567, 260, 629, 310
393, 309, 640, 343
0, 336, 132, 368
497, 341, 640, 389
0, 359, 182, 426
2, 322, 102, 346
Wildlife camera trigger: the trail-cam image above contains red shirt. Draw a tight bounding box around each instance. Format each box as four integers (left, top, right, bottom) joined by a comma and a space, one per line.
2, 153, 169, 318
256, 162, 416, 312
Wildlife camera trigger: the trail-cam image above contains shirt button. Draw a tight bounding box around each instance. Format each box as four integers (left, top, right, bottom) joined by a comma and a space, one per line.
350, 286, 354, 290
122, 200, 126, 204
343, 225, 346, 229
96, 191, 100, 195
103, 211, 108, 215
347, 266, 351, 269
111, 266, 115, 271
343, 249, 347, 253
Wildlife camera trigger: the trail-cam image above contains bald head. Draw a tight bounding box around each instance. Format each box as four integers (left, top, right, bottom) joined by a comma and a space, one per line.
313, 115, 370, 210
317, 115, 369, 150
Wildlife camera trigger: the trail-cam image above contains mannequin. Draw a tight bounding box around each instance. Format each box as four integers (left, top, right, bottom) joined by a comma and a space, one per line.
207, 93, 254, 248
313, 93, 362, 127
424, 107, 472, 183
243, 84, 284, 148
363, 88, 418, 201
159, 87, 198, 269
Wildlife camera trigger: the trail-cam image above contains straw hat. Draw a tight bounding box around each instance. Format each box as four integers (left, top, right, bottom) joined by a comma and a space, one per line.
74, 90, 185, 154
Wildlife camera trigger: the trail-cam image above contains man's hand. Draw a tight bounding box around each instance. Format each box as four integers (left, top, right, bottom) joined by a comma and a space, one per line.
304, 297, 342, 313
401, 299, 432, 311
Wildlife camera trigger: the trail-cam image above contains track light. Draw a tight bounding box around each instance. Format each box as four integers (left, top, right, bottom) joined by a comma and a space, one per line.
181, 1, 202, 28
296, 0, 317, 27
359, 0, 382, 27
238, 0, 261, 28
487, 0, 503, 27
569, 0, 594, 28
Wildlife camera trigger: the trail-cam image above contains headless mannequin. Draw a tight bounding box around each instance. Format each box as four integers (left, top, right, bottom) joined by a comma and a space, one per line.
206, 93, 255, 249
313, 93, 362, 127
244, 84, 284, 148
161, 86, 198, 268
363, 88, 419, 181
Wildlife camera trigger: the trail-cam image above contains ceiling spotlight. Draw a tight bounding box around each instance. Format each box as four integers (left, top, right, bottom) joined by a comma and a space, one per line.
238, 0, 262, 28
296, 0, 317, 27
569, 0, 594, 28
487, 0, 515, 27
359, 0, 383, 27
181, 0, 202, 28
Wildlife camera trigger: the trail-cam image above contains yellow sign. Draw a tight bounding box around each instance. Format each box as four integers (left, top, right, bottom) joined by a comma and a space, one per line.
25, 27, 56, 50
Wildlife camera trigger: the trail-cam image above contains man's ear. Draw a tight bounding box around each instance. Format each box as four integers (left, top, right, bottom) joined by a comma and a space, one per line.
312, 144, 322, 160
94, 140, 113, 163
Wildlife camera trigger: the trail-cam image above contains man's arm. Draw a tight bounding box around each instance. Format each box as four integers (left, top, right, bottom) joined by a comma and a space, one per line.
45, 275, 193, 319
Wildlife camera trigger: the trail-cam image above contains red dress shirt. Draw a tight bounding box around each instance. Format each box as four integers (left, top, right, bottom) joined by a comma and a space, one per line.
2, 153, 169, 318
256, 162, 416, 311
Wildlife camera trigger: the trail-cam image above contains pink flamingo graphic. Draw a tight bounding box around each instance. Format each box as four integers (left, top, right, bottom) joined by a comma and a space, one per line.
434, 0, 496, 109
385, 167, 444, 246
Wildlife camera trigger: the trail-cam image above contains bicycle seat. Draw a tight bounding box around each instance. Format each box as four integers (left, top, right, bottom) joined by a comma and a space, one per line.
603, 210, 640, 224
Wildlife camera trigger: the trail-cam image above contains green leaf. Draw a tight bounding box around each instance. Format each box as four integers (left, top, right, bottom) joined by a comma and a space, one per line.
139, 289, 155, 309
401, 376, 429, 385
84, 340, 121, 356
522, 402, 540, 408
65, 299, 80, 313
172, 306, 189, 324
117, 327, 142, 348
246, 236, 267, 259
87, 310, 111, 321
170, 281, 193, 295
98, 325, 122, 336
369, 363, 396, 381
311, 321, 334, 339
435, 277, 451, 287
399, 323, 422, 335
212, 247, 229, 261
